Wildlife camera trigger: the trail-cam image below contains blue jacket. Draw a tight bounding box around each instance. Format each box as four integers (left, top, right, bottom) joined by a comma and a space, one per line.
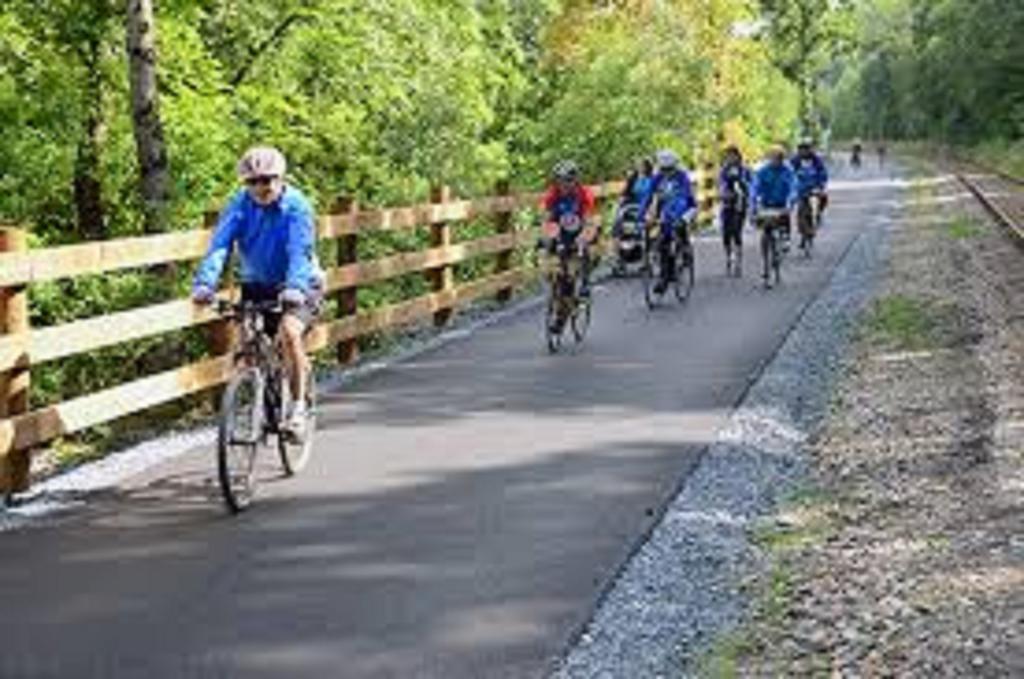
638, 168, 697, 226
194, 186, 318, 294
790, 153, 828, 198
626, 175, 653, 205
752, 162, 797, 212
719, 163, 752, 211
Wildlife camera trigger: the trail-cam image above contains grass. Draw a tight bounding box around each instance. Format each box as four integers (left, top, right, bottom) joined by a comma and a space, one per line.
695, 489, 834, 678
947, 216, 984, 240
864, 294, 937, 350
969, 139, 1024, 179
696, 630, 755, 679
695, 564, 796, 679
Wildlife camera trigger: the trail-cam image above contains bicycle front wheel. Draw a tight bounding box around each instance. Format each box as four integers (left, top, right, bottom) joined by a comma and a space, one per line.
277, 366, 316, 476
642, 232, 662, 309
218, 368, 264, 513
545, 282, 565, 354
674, 239, 695, 303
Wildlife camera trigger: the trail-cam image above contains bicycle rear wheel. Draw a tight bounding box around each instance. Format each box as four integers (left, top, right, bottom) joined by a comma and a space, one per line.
277, 366, 316, 476
217, 368, 264, 513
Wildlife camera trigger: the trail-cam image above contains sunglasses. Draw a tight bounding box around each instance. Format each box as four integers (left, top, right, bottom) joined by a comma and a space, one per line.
245, 175, 279, 187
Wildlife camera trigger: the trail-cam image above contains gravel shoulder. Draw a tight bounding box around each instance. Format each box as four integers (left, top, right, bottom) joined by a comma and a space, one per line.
723, 161, 1024, 676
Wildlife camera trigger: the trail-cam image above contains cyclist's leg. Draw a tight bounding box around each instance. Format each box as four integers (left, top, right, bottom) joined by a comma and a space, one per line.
279, 302, 315, 427
661, 219, 677, 278
578, 241, 592, 298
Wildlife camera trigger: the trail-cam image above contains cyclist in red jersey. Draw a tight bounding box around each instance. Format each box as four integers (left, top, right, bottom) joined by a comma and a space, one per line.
540, 160, 598, 297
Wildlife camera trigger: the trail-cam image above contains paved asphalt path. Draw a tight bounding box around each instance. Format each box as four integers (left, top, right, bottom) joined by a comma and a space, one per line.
0, 165, 898, 678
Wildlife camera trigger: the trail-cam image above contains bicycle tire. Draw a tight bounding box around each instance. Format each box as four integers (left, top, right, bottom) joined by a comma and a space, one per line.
760, 228, 773, 288
772, 230, 782, 285
674, 238, 695, 303
277, 366, 316, 476
571, 297, 591, 344
217, 368, 264, 513
545, 283, 564, 353
642, 232, 663, 309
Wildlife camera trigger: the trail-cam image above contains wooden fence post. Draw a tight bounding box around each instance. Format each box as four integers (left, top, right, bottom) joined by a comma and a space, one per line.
334, 196, 360, 364
494, 180, 514, 303
0, 226, 31, 495
428, 185, 453, 327
202, 210, 235, 408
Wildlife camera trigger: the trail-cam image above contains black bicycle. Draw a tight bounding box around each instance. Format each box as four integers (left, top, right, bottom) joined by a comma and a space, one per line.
215, 300, 316, 513
642, 219, 695, 309
756, 209, 788, 289
544, 241, 591, 353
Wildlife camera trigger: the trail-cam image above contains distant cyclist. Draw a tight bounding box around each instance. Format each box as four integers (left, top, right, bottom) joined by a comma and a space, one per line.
192, 147, 322, 438
752, 145, 796, 285
719, 145, 752, 273
540, 160, 598, 299
637, 149, 698, 295
851, 140, 863, 169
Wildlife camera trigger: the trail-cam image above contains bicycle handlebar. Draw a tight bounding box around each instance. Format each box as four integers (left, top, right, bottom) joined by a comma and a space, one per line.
216, 299, 284, 317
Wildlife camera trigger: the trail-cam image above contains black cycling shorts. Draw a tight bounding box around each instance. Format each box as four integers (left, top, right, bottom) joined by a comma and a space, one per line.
241, 283, 319, 337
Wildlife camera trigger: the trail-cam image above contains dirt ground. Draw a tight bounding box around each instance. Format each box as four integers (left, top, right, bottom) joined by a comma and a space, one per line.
719, 161, 1024, 677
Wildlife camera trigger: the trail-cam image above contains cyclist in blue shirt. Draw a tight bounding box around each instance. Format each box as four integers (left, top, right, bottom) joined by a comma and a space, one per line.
752, 145, 797, 284
192, 147, 322, 437
790, 138, 829, 219
637, 149, 699, 294
752, 145, 797, 217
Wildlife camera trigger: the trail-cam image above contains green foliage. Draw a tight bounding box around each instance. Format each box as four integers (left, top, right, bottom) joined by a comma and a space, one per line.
864, 294, 937, 350
832, 0, 1024, 143
0, 0, 806, 454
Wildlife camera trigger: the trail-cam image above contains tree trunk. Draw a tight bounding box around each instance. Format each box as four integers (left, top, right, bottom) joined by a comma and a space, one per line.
126, 0, 171, 234
74, 38, 107, 240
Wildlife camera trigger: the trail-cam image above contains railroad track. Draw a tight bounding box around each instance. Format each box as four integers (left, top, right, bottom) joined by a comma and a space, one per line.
954, 164, 1024, 246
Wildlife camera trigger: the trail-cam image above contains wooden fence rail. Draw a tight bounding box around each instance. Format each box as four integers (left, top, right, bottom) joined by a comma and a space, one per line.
0, 173, 719, 494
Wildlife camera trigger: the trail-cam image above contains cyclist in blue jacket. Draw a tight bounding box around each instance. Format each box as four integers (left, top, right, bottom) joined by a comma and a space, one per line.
752, 146, 797, 217
752, 144, 797, 272
637, 149, 699, 295
192, 147, 322, 437
791, 138, 829, 218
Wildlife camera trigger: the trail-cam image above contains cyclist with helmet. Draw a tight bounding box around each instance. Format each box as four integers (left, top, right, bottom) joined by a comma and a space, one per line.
541, 160, 598, 298
752, 145, 797, 284
637, 149, 699, 295
192, 147, 323, 438
791, 137, 829, 218
719, 145, 752, 273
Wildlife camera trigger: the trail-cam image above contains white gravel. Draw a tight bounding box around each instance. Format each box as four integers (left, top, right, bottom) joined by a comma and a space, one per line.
552, 197, 897, 677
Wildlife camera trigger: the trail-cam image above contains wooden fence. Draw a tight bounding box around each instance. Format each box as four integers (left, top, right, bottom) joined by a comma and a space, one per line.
0, 167, 719, 493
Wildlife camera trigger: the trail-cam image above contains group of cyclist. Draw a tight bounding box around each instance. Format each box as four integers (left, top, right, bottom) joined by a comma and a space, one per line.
192, 140, 831, 437
544, 138, 830, 295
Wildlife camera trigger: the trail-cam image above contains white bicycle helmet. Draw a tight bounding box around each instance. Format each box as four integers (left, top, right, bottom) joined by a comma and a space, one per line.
655, 149, 680, 171
237, 146, 287, 180
552, 160, 580, 182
